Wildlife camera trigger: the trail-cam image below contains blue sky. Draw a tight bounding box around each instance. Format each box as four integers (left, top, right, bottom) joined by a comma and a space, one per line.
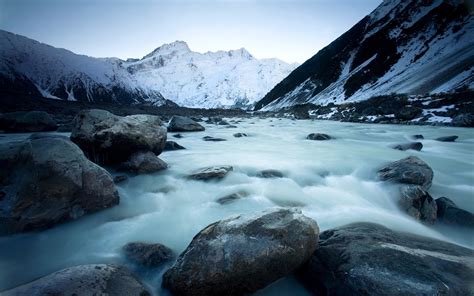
0, 0, 381, 63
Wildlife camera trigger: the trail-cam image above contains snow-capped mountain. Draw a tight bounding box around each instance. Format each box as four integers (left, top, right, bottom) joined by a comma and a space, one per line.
0, 30, 296, 108
255, 0, 474, 110
124, 41, 297, 108
0, 30, 170, 106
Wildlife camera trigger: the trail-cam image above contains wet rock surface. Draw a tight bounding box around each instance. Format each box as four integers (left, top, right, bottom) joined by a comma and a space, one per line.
118, 151, 168, 175
435, 197, 474, 229
392, 142, 423, 151
297, 222, 474, 296
435, 135, 458, 142
307, 133, 331, 140
378, 156, 433, 190
168, 115, 205, 132
163, 209, 319, 296
2, 264, 150, 296
164, 141, 185, 151
123, 242, 174, 268
0, 137, 119, 234
256, 169, 284, 178
70, 109, 167, 165
399, 185, 437, 224
187, 166, 233, 181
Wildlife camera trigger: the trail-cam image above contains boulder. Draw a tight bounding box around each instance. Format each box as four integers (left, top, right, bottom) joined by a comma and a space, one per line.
451, 114, 474, 127
412, 134, 424, 139
118, 151, 167, 175
123, 242, 174, 268
163, 209, 319, 296
203, 136, 226, 142
233, 133, 247, 138
0, 137, 119, 234
435, 197, 474, 229
307, 133, 331, 140
378, 156, 433, 190
297, 223, 474, 296
187, 166, 233, 181
70, 109, 167, 165
168, 116, 205, 132
216, 191, 249, 205
2, 264, 149, 296
256, 169, 284, 178
164, 141, 185, 151
399, 185, 437, 224
435, 135, 458, 142
392, 142, 423, 151
0, 111, 57, 133
173, 133, 183, 138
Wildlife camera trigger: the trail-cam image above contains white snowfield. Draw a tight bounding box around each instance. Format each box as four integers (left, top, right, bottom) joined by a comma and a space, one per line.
261, 0, 474, 111
0, 30, 296, 108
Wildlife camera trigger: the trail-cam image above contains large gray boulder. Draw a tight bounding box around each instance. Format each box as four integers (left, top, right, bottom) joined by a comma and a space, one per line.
2, 264, 149, 296
451, 114, 474, 127
378, 156, 433, 190
0, 137, 119, 234
168, 116, 205, 132
0, 111, 57, 133
297, 223, 474, 296
163, 209, 319, 296
70, 109, 167, 165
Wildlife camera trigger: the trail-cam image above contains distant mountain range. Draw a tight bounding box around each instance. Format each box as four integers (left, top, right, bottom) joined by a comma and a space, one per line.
255, 0, 474, 110
0, 30, 296, 108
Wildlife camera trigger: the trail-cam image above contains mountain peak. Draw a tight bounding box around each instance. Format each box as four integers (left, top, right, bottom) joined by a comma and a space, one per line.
144, 40, 191, 59
228, 48, 253, 59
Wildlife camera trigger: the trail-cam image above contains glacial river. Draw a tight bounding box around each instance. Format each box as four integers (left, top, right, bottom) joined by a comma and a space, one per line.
0, 118, 473, 295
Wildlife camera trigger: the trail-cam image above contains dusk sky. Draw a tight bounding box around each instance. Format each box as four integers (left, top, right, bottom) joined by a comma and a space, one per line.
0, 0, 381, 63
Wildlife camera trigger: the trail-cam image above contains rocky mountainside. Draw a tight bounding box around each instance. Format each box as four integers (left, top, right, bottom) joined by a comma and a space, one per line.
255, 0, 474, 110
0, 30, 171, 106
0, 30, 296, 108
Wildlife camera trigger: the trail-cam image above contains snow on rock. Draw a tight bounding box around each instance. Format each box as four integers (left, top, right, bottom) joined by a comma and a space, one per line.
124, 41, 297, 109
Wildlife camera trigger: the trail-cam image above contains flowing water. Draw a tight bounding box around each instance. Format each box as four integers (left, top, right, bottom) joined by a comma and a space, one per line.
0, 118, 473, 295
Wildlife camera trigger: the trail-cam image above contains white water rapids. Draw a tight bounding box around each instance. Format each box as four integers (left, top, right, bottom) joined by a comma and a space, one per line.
0, 118, 473, 295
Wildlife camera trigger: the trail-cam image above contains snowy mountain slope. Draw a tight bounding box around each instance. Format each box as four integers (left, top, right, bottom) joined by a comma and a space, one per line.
255, 0, 474, 111
124, 41, 297, 108
0, 30, 296, 108
0, 30, 169, 105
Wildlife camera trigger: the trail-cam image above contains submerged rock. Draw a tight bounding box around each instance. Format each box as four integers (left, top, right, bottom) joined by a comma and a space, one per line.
392, 142, 423, 151
0, 111, 57, 133
2, 264, 149, 296
297, 222, 474, 296
435, 135, 458, 142
307, 133, 331, 140
256, 169, 284, 178
216, 191, 249, 205
70, 109, 167, 165
163, 209, 319, 296
123, 242, 174, 268
412, 134, 424, 139
436, 197, 474, 229
118, 151, 167, 175
0, 137, 119, 234
168, 116, 205, 132
399, 185, 437, 224
187, 166, 233, 181
203, 136, 226, 142
378, 156, 433, 190
173, 133, 183, 138
164, 141, 186, 151
233, 133, 247, 138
